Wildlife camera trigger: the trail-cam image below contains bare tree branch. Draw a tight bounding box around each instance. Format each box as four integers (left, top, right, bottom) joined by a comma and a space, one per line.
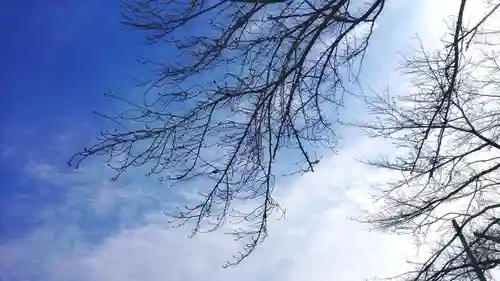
70, 0, 385, 266
356, 0, 500, 280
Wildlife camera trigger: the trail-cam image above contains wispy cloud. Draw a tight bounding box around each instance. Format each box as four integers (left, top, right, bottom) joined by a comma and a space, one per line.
1, 136, 414, 281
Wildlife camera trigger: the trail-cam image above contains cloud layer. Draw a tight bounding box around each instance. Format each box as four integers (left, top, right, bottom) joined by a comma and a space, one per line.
0, 1, 476, 280
1, 136, 413, 281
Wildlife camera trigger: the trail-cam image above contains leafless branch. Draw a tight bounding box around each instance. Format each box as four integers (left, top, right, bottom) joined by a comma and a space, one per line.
356, 0, 500, 280
70, 0, 385, 266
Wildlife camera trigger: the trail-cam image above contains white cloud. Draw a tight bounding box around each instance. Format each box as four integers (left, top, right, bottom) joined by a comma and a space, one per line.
1, 136, 415, 281
0, 1, 474, 281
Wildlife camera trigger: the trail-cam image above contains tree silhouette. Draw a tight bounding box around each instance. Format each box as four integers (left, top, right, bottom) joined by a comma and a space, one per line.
70, 0, 385, 266
357, 0, 500, 280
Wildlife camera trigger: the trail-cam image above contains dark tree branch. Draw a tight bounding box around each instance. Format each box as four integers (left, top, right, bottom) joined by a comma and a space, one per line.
356, 0, 500, 280
70, 0, 386, 266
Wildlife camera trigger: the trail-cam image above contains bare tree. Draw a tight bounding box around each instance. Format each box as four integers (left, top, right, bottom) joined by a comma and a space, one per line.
69, 0, 385, 266
357, 0, 500, 280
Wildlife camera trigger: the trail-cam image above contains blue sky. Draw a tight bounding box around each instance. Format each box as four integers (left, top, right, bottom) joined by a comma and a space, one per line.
0, 1, 466, 280
0, 0, 151, 242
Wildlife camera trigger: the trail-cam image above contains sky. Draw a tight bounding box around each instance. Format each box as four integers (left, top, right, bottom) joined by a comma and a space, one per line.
0, 1, 469, 281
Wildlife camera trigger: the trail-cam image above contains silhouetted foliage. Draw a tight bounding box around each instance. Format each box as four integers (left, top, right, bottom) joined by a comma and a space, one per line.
357, 0, 500, 280
70, 0, 385, 266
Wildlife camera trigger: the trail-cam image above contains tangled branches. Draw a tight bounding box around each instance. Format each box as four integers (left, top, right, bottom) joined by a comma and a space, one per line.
69, 0, 385, 266
359, 0, 500, 280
